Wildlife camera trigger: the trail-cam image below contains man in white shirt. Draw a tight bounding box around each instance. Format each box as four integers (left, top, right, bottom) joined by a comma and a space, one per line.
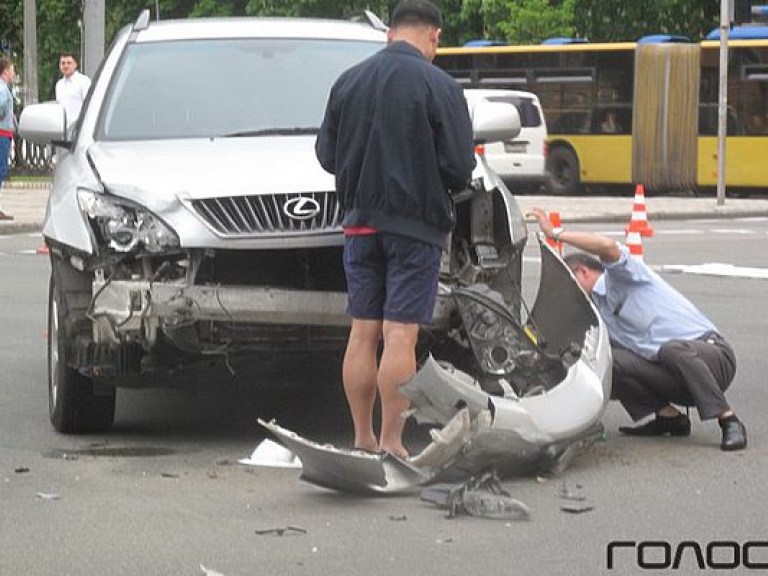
55, 52, 91, 123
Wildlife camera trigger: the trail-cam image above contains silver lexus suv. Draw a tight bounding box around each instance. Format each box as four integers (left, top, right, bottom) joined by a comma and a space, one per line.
20, 11, 528, 433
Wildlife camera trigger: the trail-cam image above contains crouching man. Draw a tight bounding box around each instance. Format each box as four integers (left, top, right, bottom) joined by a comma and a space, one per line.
528, 207, 746, 451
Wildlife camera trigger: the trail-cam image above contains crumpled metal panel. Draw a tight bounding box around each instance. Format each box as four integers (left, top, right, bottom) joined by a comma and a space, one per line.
260, 239, 611, 494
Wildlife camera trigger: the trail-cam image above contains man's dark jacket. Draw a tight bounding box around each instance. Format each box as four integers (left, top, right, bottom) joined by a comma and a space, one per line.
315, 41, 475, 249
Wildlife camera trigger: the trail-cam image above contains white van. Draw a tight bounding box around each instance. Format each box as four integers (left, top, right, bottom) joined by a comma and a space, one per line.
464, 89, 549, 193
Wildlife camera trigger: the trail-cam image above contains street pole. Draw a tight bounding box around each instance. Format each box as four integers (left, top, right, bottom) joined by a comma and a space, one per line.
82, 0, 105, 78
23, 0, 38, 105
716, 0, 730, 206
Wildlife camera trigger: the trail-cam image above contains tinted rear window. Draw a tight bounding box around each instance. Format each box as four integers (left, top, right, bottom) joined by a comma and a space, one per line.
486, 96, 542, 128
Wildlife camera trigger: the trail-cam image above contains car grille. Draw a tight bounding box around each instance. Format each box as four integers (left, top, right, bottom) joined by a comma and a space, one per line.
189, 192, 343, 237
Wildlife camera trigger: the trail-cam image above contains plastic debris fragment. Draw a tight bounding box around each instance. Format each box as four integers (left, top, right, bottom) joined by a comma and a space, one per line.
239, 438, 302, 469
422, 470, 530, 520
254, 526, 308, 536
36, 492, 61, 500
559, 481, 594, 513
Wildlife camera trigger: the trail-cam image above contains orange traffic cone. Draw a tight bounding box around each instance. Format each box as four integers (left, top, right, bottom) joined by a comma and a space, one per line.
626, 219, 644, 261
545, 211, 563, 254
625, 184, 654, 237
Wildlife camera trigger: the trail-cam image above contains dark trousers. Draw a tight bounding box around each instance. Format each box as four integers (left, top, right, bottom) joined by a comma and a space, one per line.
611, 333, 737, 421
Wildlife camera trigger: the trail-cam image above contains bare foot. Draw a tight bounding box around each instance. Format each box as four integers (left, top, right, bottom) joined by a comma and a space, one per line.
353, 435, 379, 454
379, 444, 409, 460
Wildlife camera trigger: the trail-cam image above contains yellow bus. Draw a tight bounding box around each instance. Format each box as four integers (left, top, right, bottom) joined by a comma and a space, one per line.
435, 27, 768, 195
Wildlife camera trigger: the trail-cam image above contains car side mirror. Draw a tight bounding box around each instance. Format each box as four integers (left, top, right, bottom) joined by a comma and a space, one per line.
471, 100, 521, 144
19, 102, 71, 149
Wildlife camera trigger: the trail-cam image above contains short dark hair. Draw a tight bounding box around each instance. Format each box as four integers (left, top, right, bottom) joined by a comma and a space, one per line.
0, 57, 12, 76
563, 252, 605, 275
391, 0, 442, 29
59, 51, 78, 62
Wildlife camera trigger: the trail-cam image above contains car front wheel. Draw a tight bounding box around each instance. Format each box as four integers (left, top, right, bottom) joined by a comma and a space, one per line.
48, 272, 115, 433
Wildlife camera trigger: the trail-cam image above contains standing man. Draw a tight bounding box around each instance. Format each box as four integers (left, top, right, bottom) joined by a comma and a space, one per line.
315, 0, 476, 458
528, 208, 746, 451
0, 57, 16, 221
55, 52, 91, 123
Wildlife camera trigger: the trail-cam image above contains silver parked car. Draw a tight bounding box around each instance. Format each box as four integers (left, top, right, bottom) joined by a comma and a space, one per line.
20, 11, 529, 433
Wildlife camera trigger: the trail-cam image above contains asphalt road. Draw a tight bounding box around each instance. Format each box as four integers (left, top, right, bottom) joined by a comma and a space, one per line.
1, 220, 767, 576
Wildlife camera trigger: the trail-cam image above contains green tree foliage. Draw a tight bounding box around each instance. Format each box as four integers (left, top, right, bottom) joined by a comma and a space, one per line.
0, 2, 23, 60
572, 0, 719, 42
456, 0, 576, 45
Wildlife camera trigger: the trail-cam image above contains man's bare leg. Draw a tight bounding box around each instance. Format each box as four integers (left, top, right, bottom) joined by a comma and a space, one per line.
377, 320, 419, 459
342, 318, 382, 452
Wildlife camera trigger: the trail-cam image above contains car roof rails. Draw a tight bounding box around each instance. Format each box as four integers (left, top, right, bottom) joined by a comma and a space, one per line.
637, 34, 691, 44
350, 10, 388, 32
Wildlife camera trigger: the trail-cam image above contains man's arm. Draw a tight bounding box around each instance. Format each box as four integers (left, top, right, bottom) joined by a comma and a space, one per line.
434, 82, 475, 190
527, 207, 621, 263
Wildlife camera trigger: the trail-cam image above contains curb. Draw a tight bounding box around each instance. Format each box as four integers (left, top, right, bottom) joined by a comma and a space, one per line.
557, 208, 768, 224
0, 222, 43, 235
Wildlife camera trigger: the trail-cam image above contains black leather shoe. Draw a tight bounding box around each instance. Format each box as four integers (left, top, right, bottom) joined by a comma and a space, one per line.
619, 413, 691, 437
720, 419, 747, 451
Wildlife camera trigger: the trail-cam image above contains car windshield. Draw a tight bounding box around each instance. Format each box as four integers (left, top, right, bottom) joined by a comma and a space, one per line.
98, 37, 382, 141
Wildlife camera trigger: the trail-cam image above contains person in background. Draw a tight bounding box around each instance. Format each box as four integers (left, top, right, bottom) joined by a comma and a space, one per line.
600, 110, 622, 134
745, 112, 767, 135
528, 207, 747, 451
55, 52, 91, 123
0, 57, 16, 221
315, 0, 475, 458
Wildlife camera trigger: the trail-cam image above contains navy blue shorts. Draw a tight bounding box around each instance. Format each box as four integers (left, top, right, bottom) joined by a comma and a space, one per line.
343, 232, 442, 325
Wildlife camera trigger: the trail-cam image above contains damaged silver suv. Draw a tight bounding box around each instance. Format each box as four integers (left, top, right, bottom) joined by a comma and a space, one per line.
20, 11, 529, 433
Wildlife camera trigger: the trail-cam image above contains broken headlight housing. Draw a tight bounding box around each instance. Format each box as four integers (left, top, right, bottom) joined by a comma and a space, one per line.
78, 189, 180, 254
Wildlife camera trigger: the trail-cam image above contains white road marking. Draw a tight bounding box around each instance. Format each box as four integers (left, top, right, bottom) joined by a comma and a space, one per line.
661, 263, 768, 279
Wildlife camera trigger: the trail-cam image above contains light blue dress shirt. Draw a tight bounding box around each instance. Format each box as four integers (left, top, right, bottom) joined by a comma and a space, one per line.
0, 80, 14, 132
591, 244, 716, 360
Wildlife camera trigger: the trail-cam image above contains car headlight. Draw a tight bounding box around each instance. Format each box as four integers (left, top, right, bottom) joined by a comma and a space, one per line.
77, 189, 180, 253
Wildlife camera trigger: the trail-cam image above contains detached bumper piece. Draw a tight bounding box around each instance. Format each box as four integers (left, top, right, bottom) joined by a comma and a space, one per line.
260, 419, 429, 495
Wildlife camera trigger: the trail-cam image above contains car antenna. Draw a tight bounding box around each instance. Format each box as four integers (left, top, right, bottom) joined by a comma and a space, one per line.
133, 9, 151, 32
353, 10, 388, 32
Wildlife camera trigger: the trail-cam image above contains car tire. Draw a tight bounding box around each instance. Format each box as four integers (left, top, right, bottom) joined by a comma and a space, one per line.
546, 147, 581, 196
48, 271, 115, 433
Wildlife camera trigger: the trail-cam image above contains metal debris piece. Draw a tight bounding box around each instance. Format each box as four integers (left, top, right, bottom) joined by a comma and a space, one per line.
422, 471, 530, 521
14, 467, 30, 474
36, 492, 61, 500
558, 481, 594, 514
255, 526, 308, 537
161, 472, 179, 478
389, 515, 407, 521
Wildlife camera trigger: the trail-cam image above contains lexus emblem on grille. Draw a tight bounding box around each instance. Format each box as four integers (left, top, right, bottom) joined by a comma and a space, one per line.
283, 196, 321, 221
